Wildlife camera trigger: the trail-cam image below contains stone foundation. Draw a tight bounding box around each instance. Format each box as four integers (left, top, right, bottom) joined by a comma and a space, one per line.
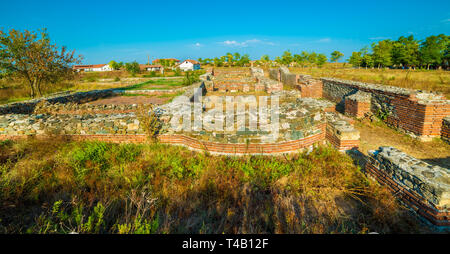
442, 117, 450, 144
366, 147, 450, 227
0, 89, 118, 115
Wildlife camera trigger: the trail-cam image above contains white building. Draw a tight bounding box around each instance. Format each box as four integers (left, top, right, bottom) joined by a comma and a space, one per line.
73, 64, 113, 72
178, 60, 201, 71
140, 64, 163, 72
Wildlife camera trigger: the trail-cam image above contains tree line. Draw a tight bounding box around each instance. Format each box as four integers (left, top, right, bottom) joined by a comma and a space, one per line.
197, 50, 345, 68
198, 53, 251, 67
348, 34, 449, 69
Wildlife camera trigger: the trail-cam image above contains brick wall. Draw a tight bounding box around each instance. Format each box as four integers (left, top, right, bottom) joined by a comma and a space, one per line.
158, 126, 326, 155
365, 147, 450, 227
345, 99, 370, 118
325, 121, 360, 151
298, 80, 323, 98
322, 78, 450, 140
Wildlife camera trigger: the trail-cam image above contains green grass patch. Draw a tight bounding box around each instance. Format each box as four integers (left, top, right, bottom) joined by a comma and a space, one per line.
0, 138, 426, 234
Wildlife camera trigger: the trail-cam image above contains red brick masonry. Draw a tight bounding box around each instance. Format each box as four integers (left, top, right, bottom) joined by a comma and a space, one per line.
323, 79, 450, 139
158, 126, 326, 155
365, 156, 450, 227
345, 99, 370, 119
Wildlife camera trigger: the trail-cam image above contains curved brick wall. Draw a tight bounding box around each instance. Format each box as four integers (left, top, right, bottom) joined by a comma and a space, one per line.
158, 124, 326, 155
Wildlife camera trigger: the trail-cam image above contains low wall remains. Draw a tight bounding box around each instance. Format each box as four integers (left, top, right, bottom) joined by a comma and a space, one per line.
157, 127, 326, 155
442, 117, 450, 144
344, 91, 372, 119
0, 89, 118, 115
322, 78, 450, 140
0, 113, 144, 136
365, 146, 450, 227
269, 68, 322, 98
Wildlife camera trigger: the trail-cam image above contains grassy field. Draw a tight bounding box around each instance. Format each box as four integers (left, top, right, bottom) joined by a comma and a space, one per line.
122, 78, 185, 91
355, 119, 450, 169
289, 65, 450, 99
0, 138, 427, 234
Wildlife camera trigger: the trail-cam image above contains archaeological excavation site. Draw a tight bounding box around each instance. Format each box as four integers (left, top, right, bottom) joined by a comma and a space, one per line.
0, 66, 449, 230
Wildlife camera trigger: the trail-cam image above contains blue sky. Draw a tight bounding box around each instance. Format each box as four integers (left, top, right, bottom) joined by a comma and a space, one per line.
1, 0, 449, 64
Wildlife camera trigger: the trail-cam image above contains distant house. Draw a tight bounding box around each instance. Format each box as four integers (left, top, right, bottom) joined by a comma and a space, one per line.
152, 58, 180, 66
178, 60, 201, 71
139, 64, 163, 72
73, 64, 112, 72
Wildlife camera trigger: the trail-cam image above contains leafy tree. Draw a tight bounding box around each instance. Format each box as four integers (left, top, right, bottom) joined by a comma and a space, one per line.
274, 56, 282, 65
419, 34, 449, 69
307, 52, 318, 66
316, 54, 327, 67
225, 52, 234, 66
261, 54, 270, 62
361, 54, 374, 68
233, 53, 241, 63
237, 54, 250, 66
298, 51, 310, 67
109, 60, 122, 70
124, 61, 140, 76
392, 35, 420, 68
213, 57, 223, 67
0, 28, 82, 98
372, 40, 394, 68
330, 51, 344, 62
348, 52, 362, 68
281, 50, 293, 66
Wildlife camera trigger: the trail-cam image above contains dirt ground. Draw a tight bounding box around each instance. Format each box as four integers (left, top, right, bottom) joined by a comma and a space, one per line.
87, 95, 170, 105
355, 119, 450, 169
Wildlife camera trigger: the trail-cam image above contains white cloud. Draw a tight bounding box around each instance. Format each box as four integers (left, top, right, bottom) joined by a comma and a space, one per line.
316, 38, 331, 43
192, 42, 203, 47
220, 39, 276, 47
441, 18, 450, 23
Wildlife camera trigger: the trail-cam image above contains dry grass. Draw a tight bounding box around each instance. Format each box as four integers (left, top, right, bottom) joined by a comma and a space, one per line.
289, 66, 450, 99
0, 138, 427, 234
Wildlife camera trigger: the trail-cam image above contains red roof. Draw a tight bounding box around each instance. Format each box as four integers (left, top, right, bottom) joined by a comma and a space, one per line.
139, 64, 162, 70
73, 64, 106, 69
183, 59, 200, 65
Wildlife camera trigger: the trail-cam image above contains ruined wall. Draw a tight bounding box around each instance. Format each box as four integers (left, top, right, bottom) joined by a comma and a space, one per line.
0, 89, 118, 115
322, 78, 450, 140
269, 68, 323, 98
365, 146, 450, 227
442, 117, 450, 144
344, 91, 372, 119
325, 113, 360, 151
158, 127, 326, 155
0, 113, 144, 136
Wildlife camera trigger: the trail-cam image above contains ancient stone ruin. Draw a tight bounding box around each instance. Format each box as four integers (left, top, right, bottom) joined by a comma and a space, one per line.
0, 66, 449, 227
